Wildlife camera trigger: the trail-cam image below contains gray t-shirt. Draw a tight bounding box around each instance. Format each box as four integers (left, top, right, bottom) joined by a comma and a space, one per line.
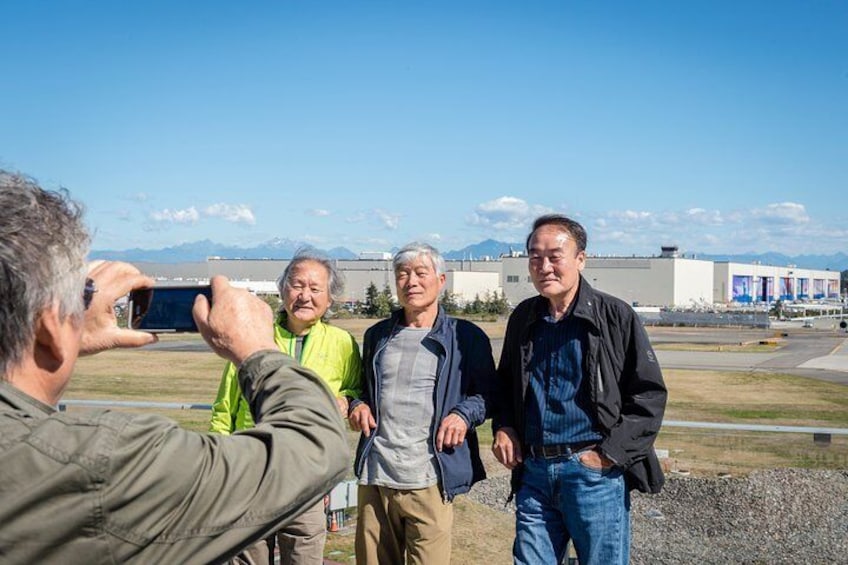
360, 326, 439, 489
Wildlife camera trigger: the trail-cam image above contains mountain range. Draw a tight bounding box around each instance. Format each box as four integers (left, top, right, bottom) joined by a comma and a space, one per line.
90, 238, 848, 271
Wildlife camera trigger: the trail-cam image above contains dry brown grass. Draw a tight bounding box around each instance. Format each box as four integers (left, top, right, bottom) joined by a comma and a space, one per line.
664, 368, 848, 426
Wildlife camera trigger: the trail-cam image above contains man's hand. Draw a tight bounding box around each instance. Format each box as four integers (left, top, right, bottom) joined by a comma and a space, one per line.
193, 276, 278, 366
577, 448, 615, 470
436, 413, 468, 452
492, 426, 523, 469
80, 261, 159, 355
348, 403, 377, 436
335, 396, 350, 416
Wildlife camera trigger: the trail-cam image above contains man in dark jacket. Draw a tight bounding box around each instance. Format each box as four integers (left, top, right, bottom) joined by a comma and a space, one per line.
349, 242, 496, 565
492, 214, 667, 565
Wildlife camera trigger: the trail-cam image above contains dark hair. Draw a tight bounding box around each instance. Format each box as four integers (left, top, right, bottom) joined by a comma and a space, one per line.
525, 214, 587, 253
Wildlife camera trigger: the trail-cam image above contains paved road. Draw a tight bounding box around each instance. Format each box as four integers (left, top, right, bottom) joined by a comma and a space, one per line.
652, 328, 848, 385
143, 326, 848, 385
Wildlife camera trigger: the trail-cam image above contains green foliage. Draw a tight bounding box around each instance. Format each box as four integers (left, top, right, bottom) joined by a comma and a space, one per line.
362, 282, 395, 318
440, 291, 462, 315
462, 290, 510, 317
377, 284, 395, 318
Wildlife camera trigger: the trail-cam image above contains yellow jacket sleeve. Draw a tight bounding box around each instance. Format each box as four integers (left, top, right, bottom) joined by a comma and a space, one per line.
208, 361, 241, 435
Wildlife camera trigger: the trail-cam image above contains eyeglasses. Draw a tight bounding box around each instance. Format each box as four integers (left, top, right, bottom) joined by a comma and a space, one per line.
83, 278, 97, 310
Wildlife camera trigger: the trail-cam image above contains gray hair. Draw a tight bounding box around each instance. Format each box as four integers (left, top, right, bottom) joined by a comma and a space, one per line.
0, 171, 90, 379
276, 247, 345, 304
392, 242, 445, 277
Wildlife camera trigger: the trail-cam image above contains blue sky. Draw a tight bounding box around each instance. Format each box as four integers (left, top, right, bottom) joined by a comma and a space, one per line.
2, 1, 846, 256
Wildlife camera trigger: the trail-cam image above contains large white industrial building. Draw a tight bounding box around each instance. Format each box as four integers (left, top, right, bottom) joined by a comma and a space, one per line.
135, 246, 842, 309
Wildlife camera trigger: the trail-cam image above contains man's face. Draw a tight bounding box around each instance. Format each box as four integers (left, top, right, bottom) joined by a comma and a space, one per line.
395, 255, 445, 312
528, 225, 586, 303
282, 260, 331, 327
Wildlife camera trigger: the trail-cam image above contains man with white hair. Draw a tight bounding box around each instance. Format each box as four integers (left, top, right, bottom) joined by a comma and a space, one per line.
349, 242, 497, 564
0, 171, 349, 563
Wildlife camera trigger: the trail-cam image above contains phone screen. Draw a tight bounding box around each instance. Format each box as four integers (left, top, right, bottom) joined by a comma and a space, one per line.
128, 285, 212, 332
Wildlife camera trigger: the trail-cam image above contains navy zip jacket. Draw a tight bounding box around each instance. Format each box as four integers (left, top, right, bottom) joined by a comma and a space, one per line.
353, 306, 497, 501
493, 277, 667, 495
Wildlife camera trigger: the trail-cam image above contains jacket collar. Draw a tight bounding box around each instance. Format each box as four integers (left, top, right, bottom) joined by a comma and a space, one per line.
525, 276, 600, 331
0, 381, 55, 416
275, 312, 325, 338
387, 304, 449, 341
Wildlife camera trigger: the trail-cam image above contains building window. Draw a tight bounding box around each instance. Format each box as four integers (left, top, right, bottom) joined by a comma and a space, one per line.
506, 275, 520, 283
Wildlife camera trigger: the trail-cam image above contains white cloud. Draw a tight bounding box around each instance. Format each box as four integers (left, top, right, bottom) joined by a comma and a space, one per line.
750, 202, 809, 225
585, 201, 835, 256
684, 208, 724, 226
150, 207, 199, 225
468, 196, 553, 231
204, 203, 256, 225
608, 210, 654, 224
374, 209, 401, 230
307, 208, 331, 217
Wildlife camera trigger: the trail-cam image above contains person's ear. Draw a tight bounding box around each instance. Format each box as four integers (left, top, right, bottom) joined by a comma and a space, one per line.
33, 305, 75, 372
576, 250, 587, 272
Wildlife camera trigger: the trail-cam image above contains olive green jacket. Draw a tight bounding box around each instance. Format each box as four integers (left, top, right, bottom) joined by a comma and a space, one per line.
0, 351, 348, 564
209, 316, 362, 434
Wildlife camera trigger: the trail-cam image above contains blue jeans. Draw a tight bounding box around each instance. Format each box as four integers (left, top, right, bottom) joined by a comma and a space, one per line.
513, 451, 630, 565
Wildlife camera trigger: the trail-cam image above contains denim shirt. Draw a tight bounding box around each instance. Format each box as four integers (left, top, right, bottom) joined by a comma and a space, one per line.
523, 312, 602, 447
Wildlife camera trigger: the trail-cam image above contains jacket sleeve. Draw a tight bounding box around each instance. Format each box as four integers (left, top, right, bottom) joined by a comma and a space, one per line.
103, 351, 349, 564
491, 311, 519, 433
449, 323, 497, 430
348, 327, 374, 415
208, 361, 240, 434
336, 334, 363, 400
599, 312, 667, 469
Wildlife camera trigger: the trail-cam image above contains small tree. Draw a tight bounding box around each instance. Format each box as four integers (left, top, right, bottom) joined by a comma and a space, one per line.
440, 291, 461, 315
375, 284, 395, 318
364, 282, 381, 317
464, 293, 484, 315
486, 290, 510, 316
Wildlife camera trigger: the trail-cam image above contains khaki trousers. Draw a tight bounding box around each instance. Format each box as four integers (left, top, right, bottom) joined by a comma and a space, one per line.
355, 484, 453, 565
235, 499, 327, 565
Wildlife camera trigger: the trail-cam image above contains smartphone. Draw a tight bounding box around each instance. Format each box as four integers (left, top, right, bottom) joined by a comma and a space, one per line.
128, 285, 212, 333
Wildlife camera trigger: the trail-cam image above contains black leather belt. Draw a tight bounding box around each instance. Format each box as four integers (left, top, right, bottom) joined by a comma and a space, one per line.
527, 441, 597, 459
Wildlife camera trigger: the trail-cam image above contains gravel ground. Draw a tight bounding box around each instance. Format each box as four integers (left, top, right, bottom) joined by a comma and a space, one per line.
468, 468, 848, 564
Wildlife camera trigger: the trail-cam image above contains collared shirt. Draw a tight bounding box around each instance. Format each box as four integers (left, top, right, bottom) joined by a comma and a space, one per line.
523, 312, 602, 447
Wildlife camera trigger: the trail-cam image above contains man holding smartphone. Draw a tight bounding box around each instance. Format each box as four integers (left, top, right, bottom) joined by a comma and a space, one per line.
0, 171, 349, 563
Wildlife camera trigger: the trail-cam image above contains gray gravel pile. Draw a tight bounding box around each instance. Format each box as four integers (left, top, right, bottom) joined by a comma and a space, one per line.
468, 468, 848, 564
